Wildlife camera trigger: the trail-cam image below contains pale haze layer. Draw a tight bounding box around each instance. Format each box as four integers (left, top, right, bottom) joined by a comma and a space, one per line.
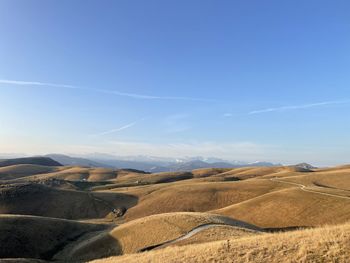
1, 1, 350, 166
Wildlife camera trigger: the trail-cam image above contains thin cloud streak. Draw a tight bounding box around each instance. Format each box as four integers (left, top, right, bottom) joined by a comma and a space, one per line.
249, 100, 350, 114
0, 78, 212, 101
92, 121, 138, 136
0, 79, 78, 89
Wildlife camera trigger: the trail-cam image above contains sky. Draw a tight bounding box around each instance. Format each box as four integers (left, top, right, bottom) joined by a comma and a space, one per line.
0, 0, 350, 166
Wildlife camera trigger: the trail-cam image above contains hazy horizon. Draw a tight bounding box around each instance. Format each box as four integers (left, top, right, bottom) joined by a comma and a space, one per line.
1, 1, 350, 166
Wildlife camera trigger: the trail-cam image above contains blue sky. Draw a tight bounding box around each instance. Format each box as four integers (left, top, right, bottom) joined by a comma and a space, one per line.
1, 0, 350, 165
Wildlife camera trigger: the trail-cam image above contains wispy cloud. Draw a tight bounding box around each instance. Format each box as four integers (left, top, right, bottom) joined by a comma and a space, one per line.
92, 118, 145, 137
0, 78, 211, 101
0, 79, 78, 89
249, 100, 350, 115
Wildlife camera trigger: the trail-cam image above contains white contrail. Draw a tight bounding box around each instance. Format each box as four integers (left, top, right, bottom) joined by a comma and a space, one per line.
0, 78, 212, 101
249, 100, 350, 114
93, 121, 138, 136
0, 79, 78, 89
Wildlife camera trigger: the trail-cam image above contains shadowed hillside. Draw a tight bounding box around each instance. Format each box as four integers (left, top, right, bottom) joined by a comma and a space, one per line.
2, 164, 350, 262
0, 183, 137, 219
0, 215, 108, 260
0, 157, 62, 168
91, 221, 350, 263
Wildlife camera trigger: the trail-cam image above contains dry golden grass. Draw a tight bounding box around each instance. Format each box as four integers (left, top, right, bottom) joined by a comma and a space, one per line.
213, 166, 310, 180
0, 164, 59, 180
276, 167, 350, 190
110, 212, 258, 254
0, 183, 137, 219
215, 187, 350, 228
91, 222, 350, 263
162, 225, 258, 248
3, 164, 350, 262
8, 166, 146, 183
121, 179, 289, 221
55, 212, 259, 262
0, 214, 107, 260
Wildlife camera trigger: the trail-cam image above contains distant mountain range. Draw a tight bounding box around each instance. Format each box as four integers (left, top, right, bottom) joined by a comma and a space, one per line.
45, 154, 281, 172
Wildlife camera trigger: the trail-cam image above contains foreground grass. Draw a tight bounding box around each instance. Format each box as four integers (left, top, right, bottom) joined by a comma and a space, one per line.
91, 222, 350, 263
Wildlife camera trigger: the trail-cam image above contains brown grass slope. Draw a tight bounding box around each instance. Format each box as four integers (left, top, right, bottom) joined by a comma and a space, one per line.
0, 214, 107, 260
90, 169, 233, 191
19, 167, 147, 182
275, 167, 350, 190
116, 179, 290, 221
0, 157, 62, 167
54, 212, 259, 262
0, 183, 137, 219
209, 166, 312, 180
0, 164, 59, 180
160, 224, 258, 248
92, 222, 350, 263
215, 187, 350, 228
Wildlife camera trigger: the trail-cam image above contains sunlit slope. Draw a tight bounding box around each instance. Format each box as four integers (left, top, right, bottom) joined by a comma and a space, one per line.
54, 212, 259, 262
90, 169, 233, 191
114, 179, 289, 221
213, 166, 313, 180
7, 166, 146, 182
214, 187, 350, 228
91, 222, 350, 263
274, 166, 350, 190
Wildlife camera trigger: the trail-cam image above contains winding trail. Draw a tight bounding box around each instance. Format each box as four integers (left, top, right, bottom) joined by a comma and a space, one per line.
270, 178, 350, 200
139, 223, 233, 252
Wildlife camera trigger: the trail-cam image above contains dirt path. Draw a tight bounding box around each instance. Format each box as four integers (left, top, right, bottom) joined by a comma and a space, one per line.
270, 178, 350, 200
139, 223, 232, 252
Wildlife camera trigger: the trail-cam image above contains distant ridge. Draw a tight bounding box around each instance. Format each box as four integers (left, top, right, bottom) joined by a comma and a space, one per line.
46, 154, 110, 168
292, 163, 317, 170
0, 157, 62, 167
46, 153, 279, 172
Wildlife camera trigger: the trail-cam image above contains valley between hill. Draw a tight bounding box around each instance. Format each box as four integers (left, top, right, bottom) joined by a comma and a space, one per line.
1, 157, 350, 262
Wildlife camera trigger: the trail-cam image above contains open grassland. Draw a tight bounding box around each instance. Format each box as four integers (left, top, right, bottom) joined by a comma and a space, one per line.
0, 164, 59, 180
91, 222, 350, 263
1, 162, 350, 262
0, 183, 137, 219
0, 214, 107, 260
120, 180, 290, 221
54, 212, 259, 262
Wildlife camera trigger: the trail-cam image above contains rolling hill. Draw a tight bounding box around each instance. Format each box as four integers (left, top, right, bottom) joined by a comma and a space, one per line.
0, 182, 137, 219
53, 212, 260, 262
1, 163, 350, 262
0, 214, 107, 260
0, 157, 62, 168
91, 221, 350, 263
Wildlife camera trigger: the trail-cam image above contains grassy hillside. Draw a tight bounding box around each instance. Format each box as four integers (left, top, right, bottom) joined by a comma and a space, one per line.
0, 214, 107, 260
2, 164, 350, 262
91, 222, 350, 263
0, 164, 59, 180
0, 157, 62, 168
12, 166, 147, 183
0, 183, 137, 219
119, 180, 289, 220
54, 212, 259, 262
215, 187, 350, 227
